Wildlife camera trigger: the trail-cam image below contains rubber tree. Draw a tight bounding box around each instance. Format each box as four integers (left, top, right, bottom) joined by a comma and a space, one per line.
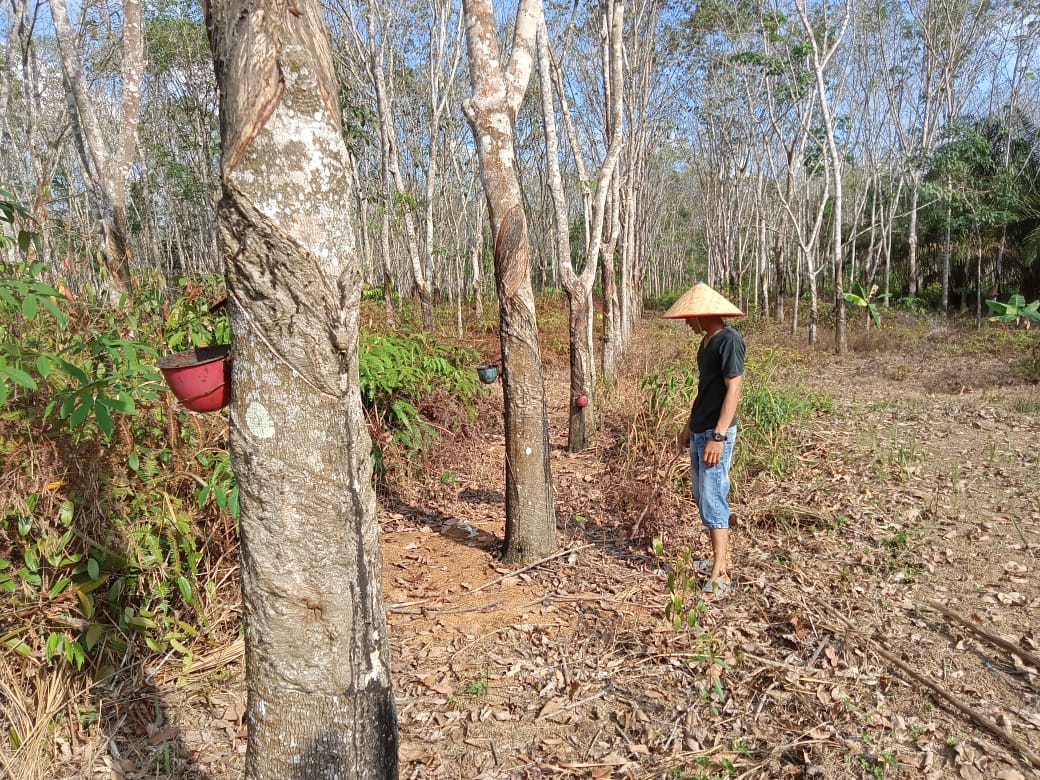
794, 0, 851, 353
49, 0, 143, 294
204, 0, 398, 776
462, 0, 557, 564
536, 1, 624, 452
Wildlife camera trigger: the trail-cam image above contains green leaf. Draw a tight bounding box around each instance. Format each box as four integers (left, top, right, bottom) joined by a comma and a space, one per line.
56, 359, 88, 385
36, 354, 53, 378
38, 296, 68, 326
4, 637, 33, 657
175, 576, 192, 602
95, 403, 113, 440
58, 500, 74, 526
46, 631, 64, 660
77, 590, 95, 618
69, 397, 91, 428
48, 576, 72, 599
145, 637, 165, 653
868, 304, 881, 328
0, 364, 37, 391
65, 641, 85, 670
98, 392, 135, 414
84, 624, 104, 650
87, 558, 100, 581
17, 229, 38, 254
21, 294, 38, 319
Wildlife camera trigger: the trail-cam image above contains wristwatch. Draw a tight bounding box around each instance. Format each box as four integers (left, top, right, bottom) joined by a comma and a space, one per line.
711, 431, 725, 442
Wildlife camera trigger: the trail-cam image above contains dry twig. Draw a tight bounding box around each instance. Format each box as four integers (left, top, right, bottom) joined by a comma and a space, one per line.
818, 600, 1040, 769
468, 544, 593, 594
920, 599, 1040, 670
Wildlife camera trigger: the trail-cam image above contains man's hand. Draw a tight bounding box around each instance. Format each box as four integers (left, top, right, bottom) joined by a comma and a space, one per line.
703, 439, 723, 466
678, 423, 690, 451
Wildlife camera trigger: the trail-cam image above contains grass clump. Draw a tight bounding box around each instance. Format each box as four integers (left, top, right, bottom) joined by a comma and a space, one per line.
735, 347, 833, 481
1011, 396, 1040, 415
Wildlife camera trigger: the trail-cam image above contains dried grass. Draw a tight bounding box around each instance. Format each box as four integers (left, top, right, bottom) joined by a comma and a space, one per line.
0, 655, 83, 780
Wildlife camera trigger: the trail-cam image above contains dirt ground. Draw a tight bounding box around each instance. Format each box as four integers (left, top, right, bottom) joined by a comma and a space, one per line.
44, 316, 1040, 779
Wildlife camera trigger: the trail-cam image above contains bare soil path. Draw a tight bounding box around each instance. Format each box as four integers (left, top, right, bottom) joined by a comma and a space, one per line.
69, 317, 1040, 780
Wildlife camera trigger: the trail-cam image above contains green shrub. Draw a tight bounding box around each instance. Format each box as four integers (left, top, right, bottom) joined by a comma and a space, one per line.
359, 332, 480, 449
644, 288, 685, 312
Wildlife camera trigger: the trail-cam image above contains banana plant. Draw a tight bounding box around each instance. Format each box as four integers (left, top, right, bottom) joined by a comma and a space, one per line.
844, 282, 882, 328
985, 294, 1040, 328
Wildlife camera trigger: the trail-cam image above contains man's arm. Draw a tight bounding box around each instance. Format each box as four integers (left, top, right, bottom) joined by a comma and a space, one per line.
702, 374, 742, 466
714, 374, 743, 434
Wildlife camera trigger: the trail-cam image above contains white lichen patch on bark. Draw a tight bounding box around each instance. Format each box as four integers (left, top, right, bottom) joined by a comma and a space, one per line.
246, 401, 276, 438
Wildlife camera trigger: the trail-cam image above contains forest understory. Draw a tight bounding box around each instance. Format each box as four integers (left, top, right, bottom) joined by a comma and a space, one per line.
4, 312, 1040, 780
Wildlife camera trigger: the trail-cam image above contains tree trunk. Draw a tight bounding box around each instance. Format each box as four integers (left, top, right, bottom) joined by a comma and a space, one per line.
205, 0, 398, 776
907, 175, 921, 299
942, 189, 952, 313
537, 3, 622, 452
462, 0, 556, 565
49, 0, 143, 294
369, 21, 433, 330
795, 0, 849, 354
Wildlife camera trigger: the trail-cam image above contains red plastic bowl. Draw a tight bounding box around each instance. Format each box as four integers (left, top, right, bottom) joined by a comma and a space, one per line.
157, 345, 231, 412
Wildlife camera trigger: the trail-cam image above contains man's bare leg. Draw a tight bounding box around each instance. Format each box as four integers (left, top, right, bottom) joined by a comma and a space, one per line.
709, 528, 730, 582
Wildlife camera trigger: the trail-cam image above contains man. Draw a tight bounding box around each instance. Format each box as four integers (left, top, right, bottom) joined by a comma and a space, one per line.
663, 283, 745, 601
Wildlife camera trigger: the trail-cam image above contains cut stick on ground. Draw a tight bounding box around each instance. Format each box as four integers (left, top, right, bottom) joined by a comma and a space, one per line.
817, 600, 1040, 770
920, 598, 1040, 670
468, 544, 594, 594
388, 598, 506, 615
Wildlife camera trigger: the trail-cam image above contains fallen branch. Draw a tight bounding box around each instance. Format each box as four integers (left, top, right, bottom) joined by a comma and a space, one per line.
818, 601, 1040, 769
468, 544, 594, 594
920, 599, 1040, 670
388, 598, 505, 615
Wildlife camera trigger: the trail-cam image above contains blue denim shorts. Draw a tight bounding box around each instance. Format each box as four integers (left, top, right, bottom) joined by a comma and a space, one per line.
690, 425, 736, 529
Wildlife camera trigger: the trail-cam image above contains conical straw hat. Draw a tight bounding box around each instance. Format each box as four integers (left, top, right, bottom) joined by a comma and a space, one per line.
662, 282, 745, 319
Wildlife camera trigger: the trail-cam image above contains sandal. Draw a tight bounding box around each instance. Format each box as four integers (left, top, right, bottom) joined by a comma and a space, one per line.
701, 578, 732, 602
692, 559, 713, 576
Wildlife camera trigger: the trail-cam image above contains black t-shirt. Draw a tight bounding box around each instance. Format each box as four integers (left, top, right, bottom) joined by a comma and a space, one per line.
689, 325, 745, 433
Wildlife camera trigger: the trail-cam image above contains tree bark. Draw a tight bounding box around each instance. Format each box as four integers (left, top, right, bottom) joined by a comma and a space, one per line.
205, 0, 398, 776
462, 0, 556, 564
49, 0, 143, 293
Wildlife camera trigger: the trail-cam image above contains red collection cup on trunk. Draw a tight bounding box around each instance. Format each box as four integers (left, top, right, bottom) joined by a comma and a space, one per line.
158, 345, 231, 412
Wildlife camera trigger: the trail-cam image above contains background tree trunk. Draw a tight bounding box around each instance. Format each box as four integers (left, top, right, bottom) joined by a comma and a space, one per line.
205, 0, 398, 776
49, 0, 143, 294
463, 0, 556, 565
